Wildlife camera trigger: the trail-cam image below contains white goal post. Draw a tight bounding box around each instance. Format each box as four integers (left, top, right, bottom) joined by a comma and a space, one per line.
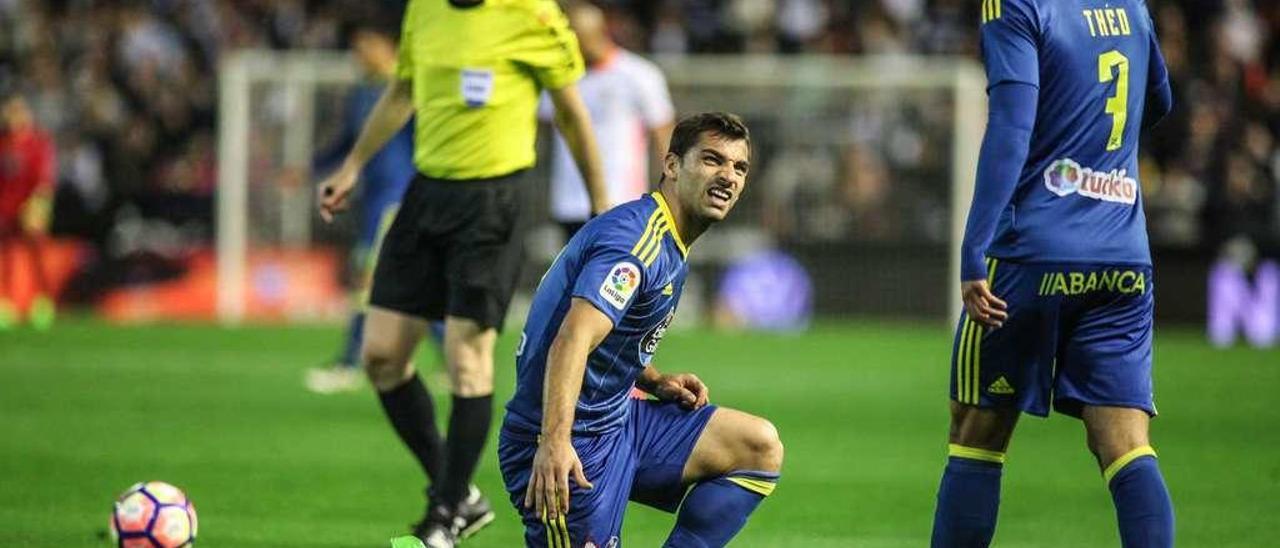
216, 50, 985, 325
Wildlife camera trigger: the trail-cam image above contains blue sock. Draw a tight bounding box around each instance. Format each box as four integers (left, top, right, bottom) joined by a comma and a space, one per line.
1106, 448, 1174, 548
664, 470, 778, 548
931, 445, 1005, 548
338, 312, 365, 368
428, 320, 445, 347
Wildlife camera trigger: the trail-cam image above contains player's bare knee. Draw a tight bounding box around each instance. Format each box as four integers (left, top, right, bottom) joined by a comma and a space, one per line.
443, 320, 497, 396
449, 362, 493, 397
949, 402, 1017, 452
737, 417, 784, 472
1085, 427, 1149, 467
1082, 406, 1150, 466
361, 344, 412, 391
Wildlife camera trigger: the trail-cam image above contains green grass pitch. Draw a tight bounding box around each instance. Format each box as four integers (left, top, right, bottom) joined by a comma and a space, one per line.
2, 320, 1277, 547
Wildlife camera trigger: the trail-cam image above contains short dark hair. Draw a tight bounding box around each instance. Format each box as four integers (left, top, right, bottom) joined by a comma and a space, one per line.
667, 112, 750, 159
342, 11, 401, 47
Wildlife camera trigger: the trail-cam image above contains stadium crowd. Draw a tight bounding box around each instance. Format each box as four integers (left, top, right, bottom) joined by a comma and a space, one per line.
0, 0, 1277, 268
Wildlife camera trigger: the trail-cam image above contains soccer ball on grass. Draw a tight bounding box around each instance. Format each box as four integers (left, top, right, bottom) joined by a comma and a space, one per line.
110, 481, 198, 547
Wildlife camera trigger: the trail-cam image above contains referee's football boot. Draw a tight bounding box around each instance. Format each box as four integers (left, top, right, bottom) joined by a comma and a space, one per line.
413, 485, 493, 547
452, 485, 495, 540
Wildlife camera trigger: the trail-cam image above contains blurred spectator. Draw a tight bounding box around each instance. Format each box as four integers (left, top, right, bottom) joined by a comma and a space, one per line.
540, 1, 675, 240
0, 93, 56, 329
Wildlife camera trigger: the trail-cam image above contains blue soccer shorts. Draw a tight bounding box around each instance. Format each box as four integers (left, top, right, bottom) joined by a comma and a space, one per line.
498, 400, 717, 547
950, 259, 1156, 418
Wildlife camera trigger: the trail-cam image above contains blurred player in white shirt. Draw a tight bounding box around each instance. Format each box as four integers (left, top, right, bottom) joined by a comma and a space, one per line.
541, 2, 675, 238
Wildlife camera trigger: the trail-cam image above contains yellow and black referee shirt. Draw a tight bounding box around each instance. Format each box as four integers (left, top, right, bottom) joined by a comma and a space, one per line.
396, 0, 585, 180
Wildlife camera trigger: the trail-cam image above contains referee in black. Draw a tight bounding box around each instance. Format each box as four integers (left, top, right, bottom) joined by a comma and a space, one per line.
317, 1, 607, 545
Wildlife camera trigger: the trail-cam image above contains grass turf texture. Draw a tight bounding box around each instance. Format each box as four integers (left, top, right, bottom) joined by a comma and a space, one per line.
1, 321, 1277, 547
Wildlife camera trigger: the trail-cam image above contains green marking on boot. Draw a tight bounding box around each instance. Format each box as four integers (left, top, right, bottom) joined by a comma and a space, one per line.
390, 536, 426, 548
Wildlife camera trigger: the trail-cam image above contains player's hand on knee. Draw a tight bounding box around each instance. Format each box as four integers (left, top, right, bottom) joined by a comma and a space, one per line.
525, 437, 594, 519
961, 280, 1008, 329
652, 373, 710, 410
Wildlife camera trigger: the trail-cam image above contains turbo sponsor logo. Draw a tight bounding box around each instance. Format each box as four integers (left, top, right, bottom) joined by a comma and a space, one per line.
1043, 158, 1138, 204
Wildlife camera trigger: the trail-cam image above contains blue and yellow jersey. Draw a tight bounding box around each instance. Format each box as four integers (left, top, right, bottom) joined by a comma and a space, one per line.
979, 0, 1167, 265
505, 192, 689, 435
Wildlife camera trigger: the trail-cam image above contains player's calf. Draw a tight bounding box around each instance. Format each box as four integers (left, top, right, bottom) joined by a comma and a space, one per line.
361, 307, 445, 483
1082, 406, 1174, 548
437, 316, 498, 510
932, 402, 1019, 548
665, 409, 783, 547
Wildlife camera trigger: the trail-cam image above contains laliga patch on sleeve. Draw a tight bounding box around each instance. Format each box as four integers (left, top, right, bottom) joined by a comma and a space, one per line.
460, 68, 495, 108
599, 262, 642, 310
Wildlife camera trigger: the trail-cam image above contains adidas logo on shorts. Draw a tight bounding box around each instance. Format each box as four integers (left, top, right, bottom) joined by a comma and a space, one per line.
988, 376, 1015, 395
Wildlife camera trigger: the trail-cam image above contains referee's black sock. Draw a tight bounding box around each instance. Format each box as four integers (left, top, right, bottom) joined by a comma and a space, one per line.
377, 373, 444, 483
439, 394, 493, 505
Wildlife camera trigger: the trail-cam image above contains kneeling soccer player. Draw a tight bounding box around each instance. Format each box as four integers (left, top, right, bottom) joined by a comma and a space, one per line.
499, 112, 783, 547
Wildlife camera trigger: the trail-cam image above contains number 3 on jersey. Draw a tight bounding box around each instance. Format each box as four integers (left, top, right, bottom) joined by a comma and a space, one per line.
1098, 50, 1129, 152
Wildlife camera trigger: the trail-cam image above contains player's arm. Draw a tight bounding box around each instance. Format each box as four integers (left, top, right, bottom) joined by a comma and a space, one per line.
960, 0, 1041, 328
635, 365, 709, 410
526, 298, 604, 520
523, 3, 608, 215
317, 77, 413, 222
1143, 28, 1173, 129
549, 84, 609, 215
960, 84, 1035, 327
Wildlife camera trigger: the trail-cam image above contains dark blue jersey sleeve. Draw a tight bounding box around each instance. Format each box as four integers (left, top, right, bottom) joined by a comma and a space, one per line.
980, 0, 1040, 90
570, 230, 648, 325
961, 82, 1038, 281
1144, 27, 1173, 129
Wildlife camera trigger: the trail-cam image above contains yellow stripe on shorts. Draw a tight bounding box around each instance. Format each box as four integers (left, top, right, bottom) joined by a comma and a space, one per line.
541, 509, 569, 548
971, 323, 984, 404
982, 0, 1002, 23
958, 318, 973, 404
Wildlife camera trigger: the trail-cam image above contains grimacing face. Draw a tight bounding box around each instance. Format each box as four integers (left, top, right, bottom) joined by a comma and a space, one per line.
665, 131, 750, 223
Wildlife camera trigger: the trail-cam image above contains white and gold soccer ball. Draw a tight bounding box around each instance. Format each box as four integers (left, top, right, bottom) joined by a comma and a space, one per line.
110, 481, 198, 547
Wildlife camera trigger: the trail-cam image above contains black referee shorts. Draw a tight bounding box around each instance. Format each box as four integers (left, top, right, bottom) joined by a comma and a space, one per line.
368, 170, 529, 330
